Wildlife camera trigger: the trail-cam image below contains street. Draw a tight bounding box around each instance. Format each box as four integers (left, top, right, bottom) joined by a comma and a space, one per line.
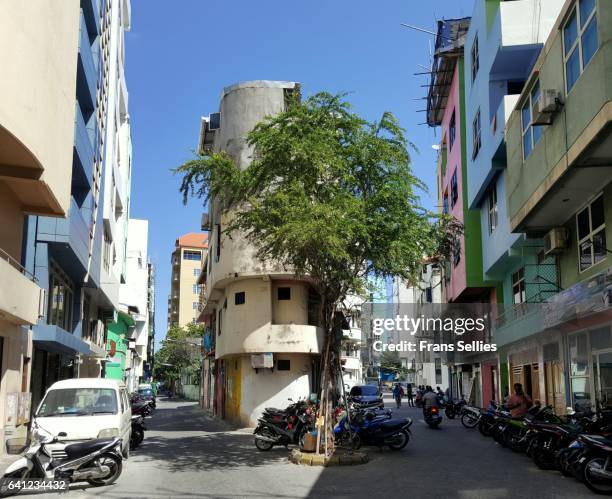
19, 395, 590, 499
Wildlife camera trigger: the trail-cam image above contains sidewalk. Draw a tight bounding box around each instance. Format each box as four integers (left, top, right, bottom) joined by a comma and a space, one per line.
0, 453, 22, 476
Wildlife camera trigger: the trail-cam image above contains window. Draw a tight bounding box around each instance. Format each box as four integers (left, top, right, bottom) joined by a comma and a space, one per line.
488, 184, 498, 233
443, 192, 449, 214
425, 287, 433, 303
183, 250, 201, 261
192, 284, 201, 294
512, 268, 526, 305
192, 302, 198, 310
453, 238, 461, 267
450, 169, 458, 208
569, 332, 591, 411
472, 110, 481, 159
217, 309, 222, 336
215, 223, 221, 262
278, 287, 291, 300
449, 110, 456, 150
435, 358, 442, 385
577, 194, 606, 272
471, 35, 479, 82
235, 291, 245, 305
276, 359, 291, 371
103, 230, 112, 272
521, 81, 543, 160
47, 261, 74, 332
563, 0, 598, 92
193, 268, 201, 277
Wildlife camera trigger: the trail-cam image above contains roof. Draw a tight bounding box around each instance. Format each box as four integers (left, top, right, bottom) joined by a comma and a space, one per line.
176, 232, 208, 249
46, 378, 125, 390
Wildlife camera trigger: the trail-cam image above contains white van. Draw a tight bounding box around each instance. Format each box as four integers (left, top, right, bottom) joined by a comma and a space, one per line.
32, 378, 132, 459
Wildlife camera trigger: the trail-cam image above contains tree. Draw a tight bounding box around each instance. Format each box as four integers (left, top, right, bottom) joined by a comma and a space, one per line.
175, 92, 460, 453
154, 323, 204, 390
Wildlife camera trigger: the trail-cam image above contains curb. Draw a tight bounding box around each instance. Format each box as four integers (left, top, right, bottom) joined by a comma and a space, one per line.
289, 449, 369, 466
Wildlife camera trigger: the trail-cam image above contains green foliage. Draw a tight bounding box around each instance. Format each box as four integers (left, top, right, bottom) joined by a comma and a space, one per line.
154, 323, 204, 384
175, 91, 460, 331
379, 350, 402, 370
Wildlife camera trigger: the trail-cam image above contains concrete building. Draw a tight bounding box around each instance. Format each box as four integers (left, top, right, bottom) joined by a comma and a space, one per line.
118, 219, 150, 392
20, 0, 134, 410
0, 0, 81, 453
339, 296, 364, 390
198, 81, 324, 426
498, 0, 612, 413
168, 233, 207, 327
457, 0, 565, 405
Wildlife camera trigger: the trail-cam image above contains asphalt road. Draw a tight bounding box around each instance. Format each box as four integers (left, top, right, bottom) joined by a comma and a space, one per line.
26, 395, 592, 499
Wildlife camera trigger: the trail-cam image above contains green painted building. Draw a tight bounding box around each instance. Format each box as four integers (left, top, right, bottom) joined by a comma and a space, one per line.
104, 312, 135, 381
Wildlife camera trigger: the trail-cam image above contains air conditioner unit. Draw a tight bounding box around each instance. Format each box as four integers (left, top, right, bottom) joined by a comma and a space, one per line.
532, 90, 562, 125
544, 227, 569, 256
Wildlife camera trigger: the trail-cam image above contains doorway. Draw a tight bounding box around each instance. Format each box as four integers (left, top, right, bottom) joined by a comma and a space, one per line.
592, 349, 612, 410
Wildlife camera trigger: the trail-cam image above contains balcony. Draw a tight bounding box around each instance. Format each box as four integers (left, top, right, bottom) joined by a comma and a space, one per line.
76, 10, 96, 112
490, 0, 564, 77
342, 327, 362, 343
72, 102, 94, 191
0, 249, 42, 325
341, 355, 361, 371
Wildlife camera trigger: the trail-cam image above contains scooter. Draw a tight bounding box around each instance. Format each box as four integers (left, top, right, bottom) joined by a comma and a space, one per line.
571, 434, 612, 495
334, 409, 411, 450
424, 406, 442, 428
254, 402, 315, 451
0, 421, 123, 497
130, 415, 146, 450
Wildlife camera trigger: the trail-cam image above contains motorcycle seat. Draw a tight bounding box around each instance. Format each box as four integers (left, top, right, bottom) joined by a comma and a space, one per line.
581, 434, 612, 447
64, 439, 116, 460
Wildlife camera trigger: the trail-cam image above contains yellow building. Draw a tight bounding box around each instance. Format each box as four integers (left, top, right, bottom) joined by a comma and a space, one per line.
168, 233, 208, 327
0, 0, 81, 451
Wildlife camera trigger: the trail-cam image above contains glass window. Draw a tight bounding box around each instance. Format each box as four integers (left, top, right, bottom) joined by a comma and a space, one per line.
443, 193, 449, 214
576, 194, 607, 272
563, 1, 598, 92
47, 261, 74, 332
235, 291, 245, 305
449, 110, 456, 149
192, 302, 198, 310
453, 238, 461, 267
521, 80, 543, 160
193, 268, 201, 277
36, 388, 118, 416
450, 170, 458, 207
488, 184, 498, 233
512, 268, 526, 304
569, 333, 589, 376
183, 250, 201, 261
471, 35, 479, 83
472, 110, 481, 158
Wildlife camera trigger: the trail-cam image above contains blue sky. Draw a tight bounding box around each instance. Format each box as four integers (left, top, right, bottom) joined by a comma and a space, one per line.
125, 0, 474, 348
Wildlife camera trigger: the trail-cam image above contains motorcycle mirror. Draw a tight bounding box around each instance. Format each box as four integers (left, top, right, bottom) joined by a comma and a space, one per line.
58, 432, 67, 437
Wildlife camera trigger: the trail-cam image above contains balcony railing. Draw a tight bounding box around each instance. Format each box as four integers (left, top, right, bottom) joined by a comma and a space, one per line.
0, 247, 37, 283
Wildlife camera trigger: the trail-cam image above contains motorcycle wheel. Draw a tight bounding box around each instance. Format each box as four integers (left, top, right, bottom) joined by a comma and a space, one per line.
506, 430, 526, 453
130, 428, 144, 450
479, 420, 493, 437
0, 468, 31, 498
254, 428, 275, 452
86, 453, 122, 487
445, 407, 455, 419
388, 430, 409, 451
583, 457, 612, 495
556, 449, 576, 477
461, 413, 479, 429
533, 448, 556, 470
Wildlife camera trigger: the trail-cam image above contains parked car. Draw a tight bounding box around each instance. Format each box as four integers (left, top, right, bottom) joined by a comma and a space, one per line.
32, 378, 132, 459
348, 385, 384, 409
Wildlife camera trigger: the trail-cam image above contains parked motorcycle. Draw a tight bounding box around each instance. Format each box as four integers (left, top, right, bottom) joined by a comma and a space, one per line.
444, 399, 466, 420
130, 415, 146, 450
334, 408, 412, 450
254, 399, 315, 451
424, 406, 442, 428
569, 433, 612, 494
0, 421, 123, 497
460, 405, 482, 429
131, 400, 152, 418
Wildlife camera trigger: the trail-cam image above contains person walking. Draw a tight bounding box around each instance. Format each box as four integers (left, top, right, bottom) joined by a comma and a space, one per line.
406, 383, 414, 407
393, 383, 404, 408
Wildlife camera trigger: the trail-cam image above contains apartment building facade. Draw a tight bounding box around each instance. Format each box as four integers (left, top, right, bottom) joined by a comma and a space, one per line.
0, 0, 84, 454
198, 81, 324, 426
499, 0, 612, 413
168, 233, 207, 328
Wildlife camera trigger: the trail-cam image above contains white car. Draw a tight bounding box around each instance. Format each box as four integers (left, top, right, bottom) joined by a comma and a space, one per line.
32, 378, 132, 459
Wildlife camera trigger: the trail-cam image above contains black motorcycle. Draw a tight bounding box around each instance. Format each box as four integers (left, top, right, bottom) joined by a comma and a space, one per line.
570, 434, 612, 494
254, 400, 314, 451
335, 409, 412, 450
444, 399, 466, 419
424, 406, 442, 428
130, 415, 146, 450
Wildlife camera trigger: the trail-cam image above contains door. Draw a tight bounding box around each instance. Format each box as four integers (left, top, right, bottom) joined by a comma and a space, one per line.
544, 361, 566, 414
592, 350, 612, 410
119, 388, 131, 450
